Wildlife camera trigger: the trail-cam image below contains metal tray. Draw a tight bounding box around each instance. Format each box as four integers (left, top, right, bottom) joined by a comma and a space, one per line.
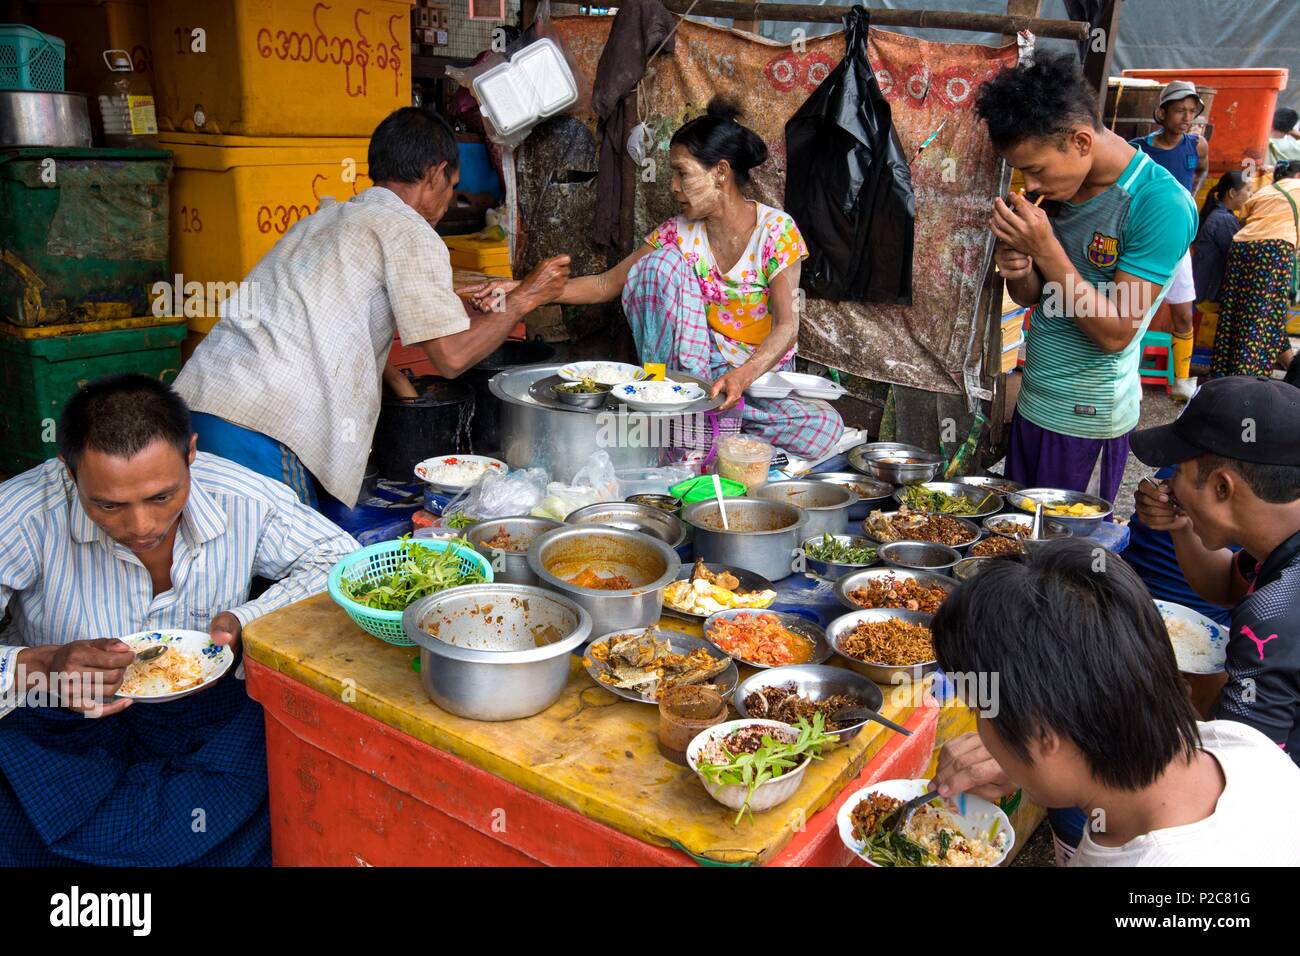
581, 628, 738, 704
660, 562, 778, 621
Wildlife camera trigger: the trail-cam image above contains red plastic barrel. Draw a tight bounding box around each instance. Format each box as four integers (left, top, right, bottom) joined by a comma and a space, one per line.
1122, 68, 1289, 172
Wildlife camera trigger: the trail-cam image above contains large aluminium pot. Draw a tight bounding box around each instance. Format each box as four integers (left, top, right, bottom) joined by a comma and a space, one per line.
490, 362, 723, 484
0, 92, 92, 147
372, 379, 473, 482
528, 525, 680, 636
402, 584, 591, 721
464, 339, 555, 453
680, 498, 807, 582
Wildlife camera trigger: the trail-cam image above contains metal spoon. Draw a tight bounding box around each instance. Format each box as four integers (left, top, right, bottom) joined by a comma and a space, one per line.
881, 786, 942, 833
828, 705, 914, 737
134, 644, 168, 663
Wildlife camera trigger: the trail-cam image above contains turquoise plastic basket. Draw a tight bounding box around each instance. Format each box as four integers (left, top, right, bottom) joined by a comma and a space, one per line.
0, 26, 65, 92
327, 538, 493, 646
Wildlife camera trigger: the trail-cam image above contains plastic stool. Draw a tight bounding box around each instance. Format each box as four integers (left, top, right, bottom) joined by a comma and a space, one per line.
1138, 330, 1175, 393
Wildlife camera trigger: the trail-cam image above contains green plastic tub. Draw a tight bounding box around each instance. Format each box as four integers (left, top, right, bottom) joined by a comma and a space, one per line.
0, 320, 186, 475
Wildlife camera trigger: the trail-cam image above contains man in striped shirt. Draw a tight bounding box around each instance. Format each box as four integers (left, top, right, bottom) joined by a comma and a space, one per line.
0, 374, 357, 865
976, 55, 1198, 503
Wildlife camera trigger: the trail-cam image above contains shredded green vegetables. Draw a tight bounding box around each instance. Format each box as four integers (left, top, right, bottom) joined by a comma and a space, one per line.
805, 533, 876, 565
901, 484, 980, 516
862, 829, 935, 866
444, 513, 476, 529
696, 714, 837, 824
341, 535, 485, 611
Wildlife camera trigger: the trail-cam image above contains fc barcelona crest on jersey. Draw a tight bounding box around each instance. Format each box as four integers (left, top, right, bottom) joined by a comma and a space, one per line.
1086, 231, 1119, 268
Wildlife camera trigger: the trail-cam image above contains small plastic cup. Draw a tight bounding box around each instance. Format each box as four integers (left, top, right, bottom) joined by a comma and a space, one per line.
715, 436, 775, 490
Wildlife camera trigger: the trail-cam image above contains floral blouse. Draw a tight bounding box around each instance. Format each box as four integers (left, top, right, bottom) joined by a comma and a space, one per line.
646, 203, 808, 355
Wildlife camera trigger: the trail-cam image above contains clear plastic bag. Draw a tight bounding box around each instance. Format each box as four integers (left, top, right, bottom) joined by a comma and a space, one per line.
443, 467, 548, 521
532, 451, 619, 520
445, 1, 579, 148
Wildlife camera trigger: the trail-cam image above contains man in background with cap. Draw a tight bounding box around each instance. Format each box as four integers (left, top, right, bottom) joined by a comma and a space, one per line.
1130, 81, 1210, 402
1133, 376, 1300, 765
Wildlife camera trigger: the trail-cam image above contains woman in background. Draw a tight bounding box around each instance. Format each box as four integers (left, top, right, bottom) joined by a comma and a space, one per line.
1211, 162, 1300, 377
468, 98, 843, 461
1191, 169, 1250, 305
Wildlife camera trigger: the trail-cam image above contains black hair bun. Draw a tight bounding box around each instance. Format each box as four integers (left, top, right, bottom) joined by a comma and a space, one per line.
705, 96, 743, 124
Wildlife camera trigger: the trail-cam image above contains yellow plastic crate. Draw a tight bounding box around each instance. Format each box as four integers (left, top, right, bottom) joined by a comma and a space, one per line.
443, 234, 511, 277
146, 0, 414, 137
161, 132, 373, 311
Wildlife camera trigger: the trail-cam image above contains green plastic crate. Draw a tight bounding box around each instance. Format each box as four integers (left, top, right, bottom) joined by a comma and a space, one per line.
0, 25, 65, 91
0, 321, 186, 476
0, 147, 171, 326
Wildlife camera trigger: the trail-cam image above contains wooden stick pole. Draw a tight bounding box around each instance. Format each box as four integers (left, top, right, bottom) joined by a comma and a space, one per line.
659, 0, 1090, 41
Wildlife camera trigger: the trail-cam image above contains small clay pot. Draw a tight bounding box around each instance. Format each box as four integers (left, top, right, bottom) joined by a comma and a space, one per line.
658, 685, 727, 765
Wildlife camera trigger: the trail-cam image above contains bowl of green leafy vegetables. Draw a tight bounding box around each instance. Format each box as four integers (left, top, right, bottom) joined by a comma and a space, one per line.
688, 716, 838, 824
800, 533, 879, 579
328, 535, 492, 645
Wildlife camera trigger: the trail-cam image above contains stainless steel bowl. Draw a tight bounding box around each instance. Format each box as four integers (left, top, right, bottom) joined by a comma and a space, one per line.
865, 454, 944, 486
799, 533, 880, 580
0, 91, 92, 147
733, 664, 885, 746
955, 474, 1024, 497
879, 541, 963, 575
681, 498, 806, 582
833, 566, 957, 612
465, 516, 561, 585
954, 556, 997, 581
982, 513, 1072, 557
982, 512, 1071, 539
826, 608, 938, 684
551, 383, 612, 408
528, 525, 681, 636
402, 584, 592, 721
625, 493, 681, 514
752, 480, 856, 539
862, 510, 984, 552
1005, 487, 1114, 533
702, 608, 833, 669
892, 481, 1004, 519
661, 562, 776, 622
565, 501, 687, 550
846, 441, 931, 474
799, 472, 895, 521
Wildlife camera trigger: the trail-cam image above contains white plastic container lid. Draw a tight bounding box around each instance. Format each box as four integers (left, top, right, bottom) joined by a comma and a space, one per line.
474, 61, 534, 137
512, 38, 578, 117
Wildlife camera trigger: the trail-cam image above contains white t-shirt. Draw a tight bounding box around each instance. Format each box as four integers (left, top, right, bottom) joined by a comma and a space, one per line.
1071, 720, 1300, 866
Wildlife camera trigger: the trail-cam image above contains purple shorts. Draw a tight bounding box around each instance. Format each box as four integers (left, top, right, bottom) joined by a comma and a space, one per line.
1005, 410, 1129, 504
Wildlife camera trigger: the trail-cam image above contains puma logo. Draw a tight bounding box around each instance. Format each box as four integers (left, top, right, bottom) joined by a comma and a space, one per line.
1241, 625, 1280, 661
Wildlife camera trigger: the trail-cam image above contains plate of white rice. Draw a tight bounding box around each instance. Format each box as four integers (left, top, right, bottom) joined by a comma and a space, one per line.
414, 455, 507, 494
1155, 600, 1228, 675
558, 361, 648, 385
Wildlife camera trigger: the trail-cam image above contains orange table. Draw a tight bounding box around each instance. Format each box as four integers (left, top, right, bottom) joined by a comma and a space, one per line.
242, 594, 955, 866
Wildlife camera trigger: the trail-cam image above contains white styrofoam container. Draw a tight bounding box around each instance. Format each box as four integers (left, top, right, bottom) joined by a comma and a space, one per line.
512, 39, 578, 117
745, 371, 846, 400
472, 38, 577, 139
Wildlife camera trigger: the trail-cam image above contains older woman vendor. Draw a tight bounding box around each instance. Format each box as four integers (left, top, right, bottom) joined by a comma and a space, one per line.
473, 98, 843, 460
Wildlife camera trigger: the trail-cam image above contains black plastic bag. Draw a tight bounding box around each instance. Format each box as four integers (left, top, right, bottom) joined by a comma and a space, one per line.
784, 5, 915, 305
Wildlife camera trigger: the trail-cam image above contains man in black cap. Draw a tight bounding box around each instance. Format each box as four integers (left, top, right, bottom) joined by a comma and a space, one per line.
1132, 376, 1300, 765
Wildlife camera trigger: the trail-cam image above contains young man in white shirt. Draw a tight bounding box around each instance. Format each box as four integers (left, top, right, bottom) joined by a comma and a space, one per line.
930, 539, 1300, 866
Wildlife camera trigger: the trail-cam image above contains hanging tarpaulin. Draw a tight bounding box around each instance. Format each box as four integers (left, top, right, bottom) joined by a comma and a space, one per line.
514, 16, 1017, 396
784, 5, 916, 304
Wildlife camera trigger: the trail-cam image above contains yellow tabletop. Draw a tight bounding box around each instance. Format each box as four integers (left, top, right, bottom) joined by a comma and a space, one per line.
244, 594, 931, 865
